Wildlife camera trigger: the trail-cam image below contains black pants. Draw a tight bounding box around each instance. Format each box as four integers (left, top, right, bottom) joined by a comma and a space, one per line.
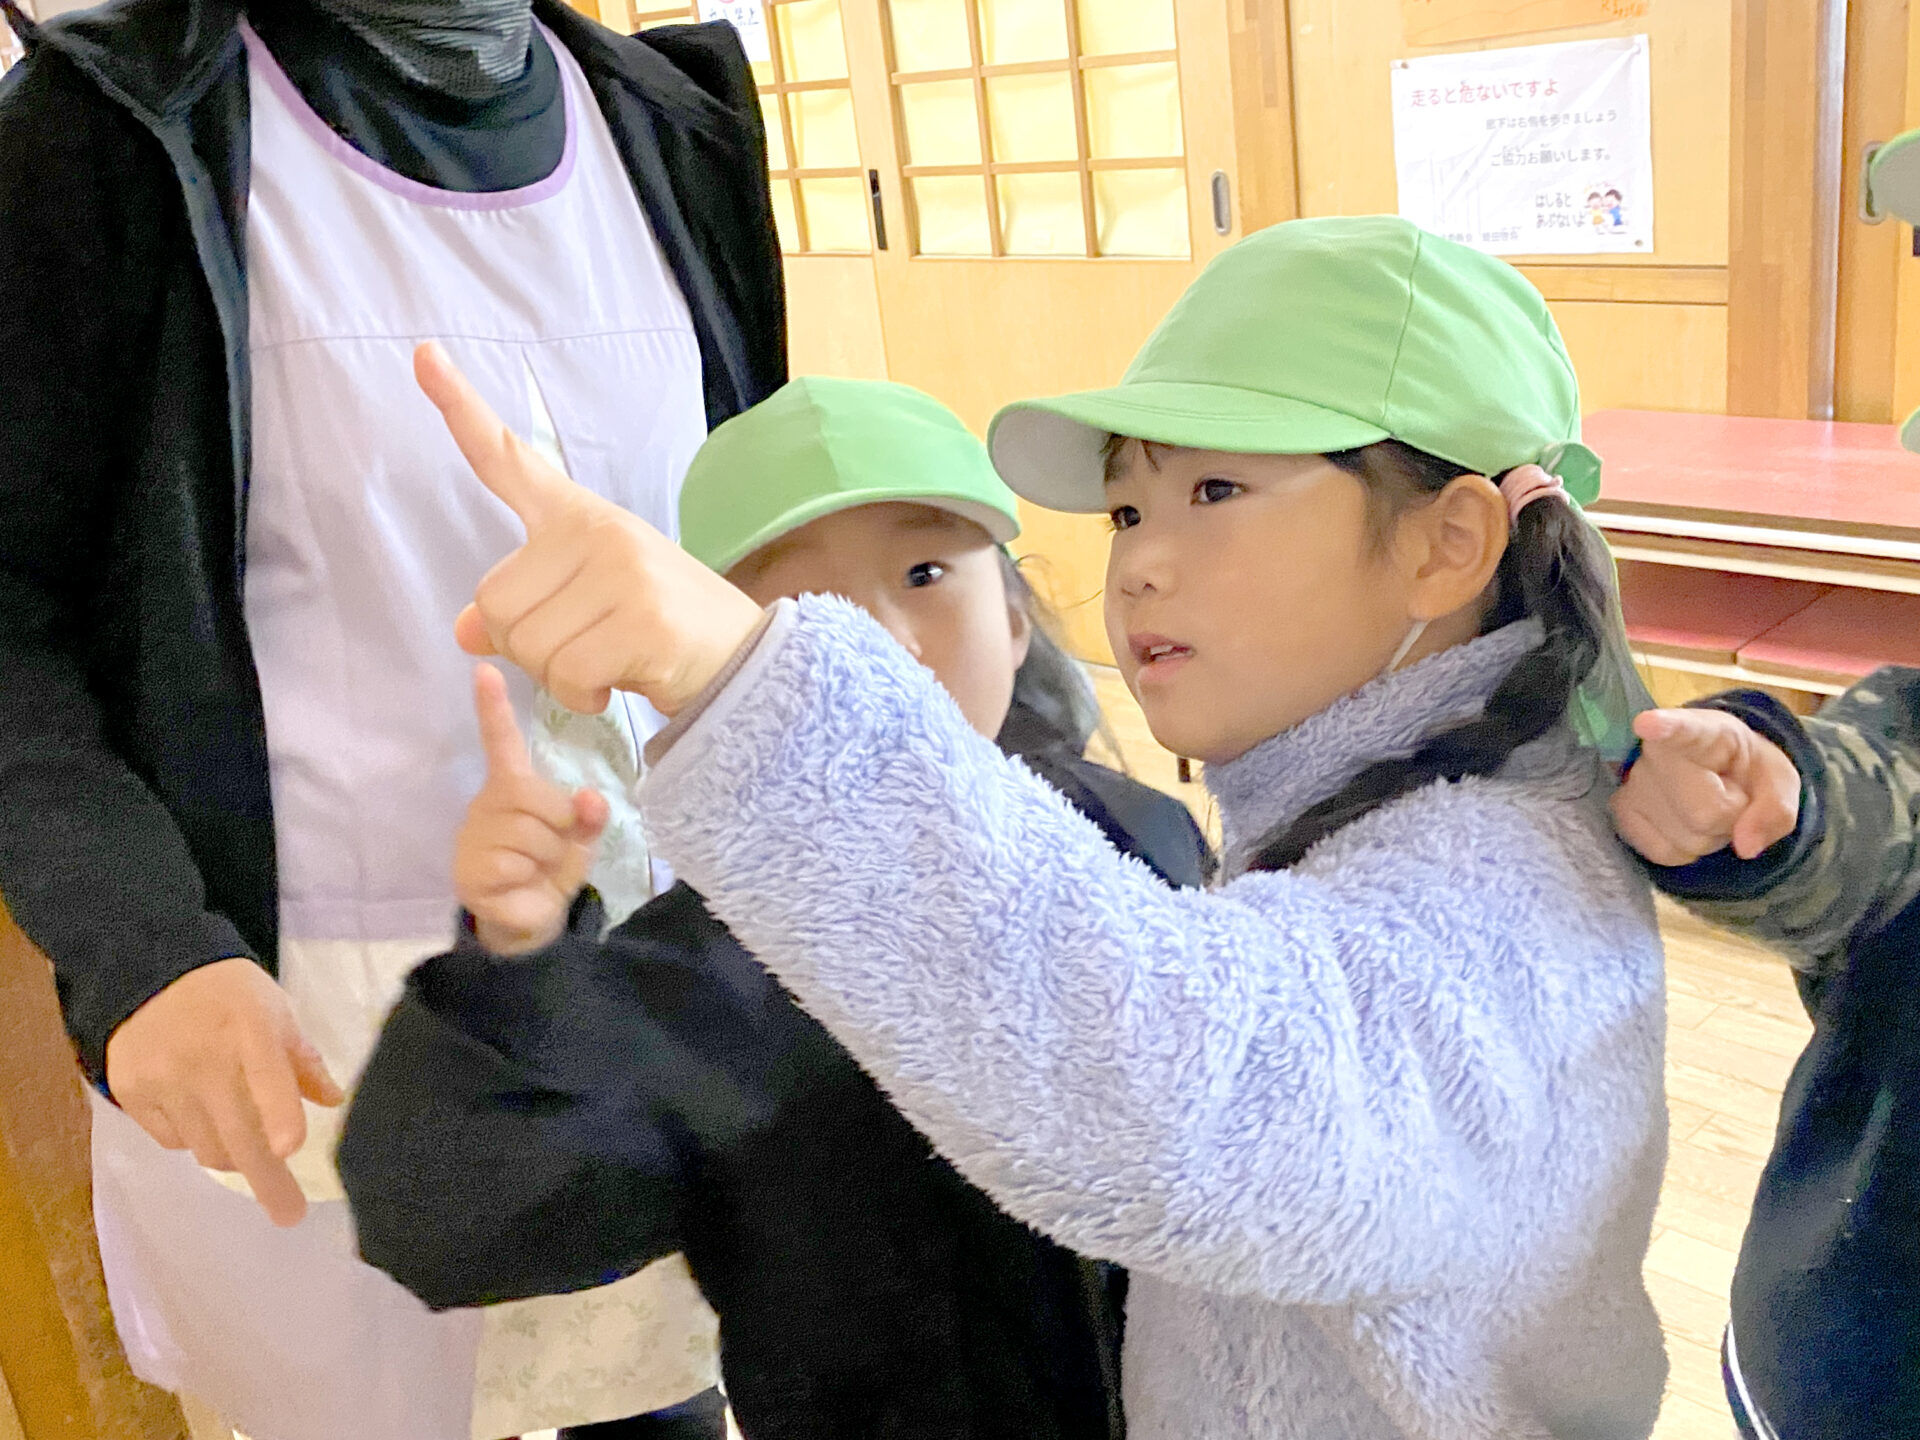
559, 1388, 728, 1440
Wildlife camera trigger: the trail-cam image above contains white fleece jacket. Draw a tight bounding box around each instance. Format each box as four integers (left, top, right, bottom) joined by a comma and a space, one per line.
640, 597, 1670, 1440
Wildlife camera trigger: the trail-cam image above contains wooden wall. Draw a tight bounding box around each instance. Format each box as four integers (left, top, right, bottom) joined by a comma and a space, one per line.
0, 908, 186, 1440
1285, 0, 1733, 414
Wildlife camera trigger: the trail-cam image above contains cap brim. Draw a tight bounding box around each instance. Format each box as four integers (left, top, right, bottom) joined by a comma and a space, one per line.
987, 382, 1391, 513
1869, 129, 1920, 224
707, 489, 1019, 576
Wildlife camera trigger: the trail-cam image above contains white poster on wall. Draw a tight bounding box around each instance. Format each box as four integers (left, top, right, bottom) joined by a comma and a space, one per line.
1390, 34, 1653, 256
696, 0, 772, 62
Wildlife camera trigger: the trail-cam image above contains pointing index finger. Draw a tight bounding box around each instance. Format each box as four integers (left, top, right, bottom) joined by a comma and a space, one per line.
414, 341, 568, 532
473, 663, 534, 779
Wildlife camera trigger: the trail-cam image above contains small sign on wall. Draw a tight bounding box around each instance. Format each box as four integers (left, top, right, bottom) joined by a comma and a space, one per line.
1390, 34, 1653, 257
1401, 0, 1649, 48
697, 0, 772, 63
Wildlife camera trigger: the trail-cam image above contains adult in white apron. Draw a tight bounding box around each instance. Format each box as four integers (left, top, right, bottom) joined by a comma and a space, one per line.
0, 0, 785, 1434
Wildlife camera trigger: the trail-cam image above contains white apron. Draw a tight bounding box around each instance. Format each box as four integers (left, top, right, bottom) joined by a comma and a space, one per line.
92, 24, 720, 1438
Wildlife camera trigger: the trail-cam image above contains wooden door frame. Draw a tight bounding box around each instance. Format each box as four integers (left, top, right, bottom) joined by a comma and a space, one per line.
1727, 0, 1851, 419
0, 908, 186, 1440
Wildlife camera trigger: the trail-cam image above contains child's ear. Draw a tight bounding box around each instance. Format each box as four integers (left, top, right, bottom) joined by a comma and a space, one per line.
1403, 473, 1508, 621
1007, 597, 1034, 669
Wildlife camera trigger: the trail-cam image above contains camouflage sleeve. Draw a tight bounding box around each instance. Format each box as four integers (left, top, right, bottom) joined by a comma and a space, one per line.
1651, 668, 1920, 977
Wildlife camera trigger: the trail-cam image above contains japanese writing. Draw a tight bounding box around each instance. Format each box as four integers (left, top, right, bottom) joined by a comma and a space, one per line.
1409, 78, 1560, 107
1492, 145, 1612, 168
1486, 110, 1618, 130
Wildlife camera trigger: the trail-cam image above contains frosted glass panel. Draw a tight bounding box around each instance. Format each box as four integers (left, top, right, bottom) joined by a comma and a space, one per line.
1077, 0, 1175, 55
761, 95, 789, 170
899, 79, 982, 165
777, 0, 849, 80
771, 183, 801, 251
998, 171, 1085, 255
789, 87, 860, 168
1084, 61, 1182, 158
751, 60, 776, 87
800, 178, 870, 250
888, 0, 973, 71
1093, 167, 1188, 256
912, 176, 993, 254
986, 72, 1077, 163
978, 0, 1068, 64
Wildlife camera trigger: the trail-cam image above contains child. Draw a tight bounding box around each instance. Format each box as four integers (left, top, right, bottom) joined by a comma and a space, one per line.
1609, 130, 1920, 1439
340, 378, 1210, 1440
1616, 693, 1918, 1440
418, 215, 1672, 1439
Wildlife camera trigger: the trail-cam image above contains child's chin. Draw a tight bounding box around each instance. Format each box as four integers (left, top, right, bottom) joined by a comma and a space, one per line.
1139, 703, 1219, 767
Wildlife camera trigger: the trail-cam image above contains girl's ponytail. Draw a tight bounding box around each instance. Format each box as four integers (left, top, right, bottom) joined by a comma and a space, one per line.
1245, 441, 1642, 873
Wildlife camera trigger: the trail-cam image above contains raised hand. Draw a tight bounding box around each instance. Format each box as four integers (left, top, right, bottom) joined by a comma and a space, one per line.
106, 959, 343, 1227
414, 342, 764, 717
456, 663, 611, 955
1611, 707, 1801, 867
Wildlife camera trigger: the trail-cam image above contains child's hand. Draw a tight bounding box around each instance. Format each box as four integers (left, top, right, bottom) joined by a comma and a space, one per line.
458, 664, 611, 955
1611, 707, 1801, 867
415, 343, 765, 718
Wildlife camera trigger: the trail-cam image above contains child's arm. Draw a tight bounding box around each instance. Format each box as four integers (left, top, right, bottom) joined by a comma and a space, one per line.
340, 673, 769, 1307
1615, 672, 1920, 977
340, 886, 775, 1309
638, 598, 1638, 1307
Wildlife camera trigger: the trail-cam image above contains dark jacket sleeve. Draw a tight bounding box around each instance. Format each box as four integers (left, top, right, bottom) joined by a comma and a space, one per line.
1641, 670, 1920, 979
0, 49, 257, 1081
340, 886, 783, 1309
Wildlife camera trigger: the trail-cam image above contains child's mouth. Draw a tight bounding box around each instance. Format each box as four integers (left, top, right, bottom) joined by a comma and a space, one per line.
1129, 634, 1194, 680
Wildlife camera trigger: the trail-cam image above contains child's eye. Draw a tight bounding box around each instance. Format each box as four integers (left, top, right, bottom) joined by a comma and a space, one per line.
1107, 505, 1141, 532
905, 561, 946, 588
1194, 477, 1241, 505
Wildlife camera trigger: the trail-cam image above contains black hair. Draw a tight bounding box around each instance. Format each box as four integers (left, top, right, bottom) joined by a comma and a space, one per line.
1239, 439, 1618, 872
998, 548, 1112, 760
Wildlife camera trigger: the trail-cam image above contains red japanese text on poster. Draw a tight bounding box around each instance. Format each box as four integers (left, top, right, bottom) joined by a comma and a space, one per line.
1390, 34, 1653, 256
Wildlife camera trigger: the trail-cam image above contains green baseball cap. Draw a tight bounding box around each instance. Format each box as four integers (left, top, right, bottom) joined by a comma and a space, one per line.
1862, 131, 1920, 453
988, 215, 1602, 512
679, 377, 1022, 575
1866, 128, 1920, 227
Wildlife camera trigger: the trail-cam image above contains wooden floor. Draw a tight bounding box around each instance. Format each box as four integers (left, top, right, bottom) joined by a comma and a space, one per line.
1087, 663, 1803, 1440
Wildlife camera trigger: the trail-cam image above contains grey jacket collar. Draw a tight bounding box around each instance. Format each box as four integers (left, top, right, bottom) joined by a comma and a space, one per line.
1205, 619, 1564, 876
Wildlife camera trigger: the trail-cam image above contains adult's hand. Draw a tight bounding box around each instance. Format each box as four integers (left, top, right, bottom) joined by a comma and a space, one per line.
1611, 707, 1801, 868
105, 958, 343, 1227
415, 343, 764, 717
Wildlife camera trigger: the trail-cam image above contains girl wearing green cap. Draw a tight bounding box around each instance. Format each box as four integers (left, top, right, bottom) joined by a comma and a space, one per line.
339, 377, 1210, 1440
408, 215, 1669, 1440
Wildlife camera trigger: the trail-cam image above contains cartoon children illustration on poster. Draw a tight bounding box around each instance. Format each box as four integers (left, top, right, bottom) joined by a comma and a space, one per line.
1590, 186, 1627, 234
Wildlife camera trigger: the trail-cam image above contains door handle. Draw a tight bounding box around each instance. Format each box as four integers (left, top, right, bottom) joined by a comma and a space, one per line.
870, 169, 889, 251
1210, 170, 1231, 235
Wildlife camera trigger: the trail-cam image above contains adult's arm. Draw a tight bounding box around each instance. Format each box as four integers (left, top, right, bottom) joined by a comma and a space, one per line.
0, 50, 257, 1082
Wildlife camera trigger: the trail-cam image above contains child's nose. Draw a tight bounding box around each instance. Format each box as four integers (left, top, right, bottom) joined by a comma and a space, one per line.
1109, 531, 1171, 601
